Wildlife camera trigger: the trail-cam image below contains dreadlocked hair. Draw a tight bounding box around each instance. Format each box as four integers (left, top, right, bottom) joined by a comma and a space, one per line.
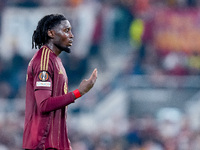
32, 14, 66, 49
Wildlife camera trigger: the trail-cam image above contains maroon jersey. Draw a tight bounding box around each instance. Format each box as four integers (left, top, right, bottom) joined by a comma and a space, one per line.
23, 46, 75, 150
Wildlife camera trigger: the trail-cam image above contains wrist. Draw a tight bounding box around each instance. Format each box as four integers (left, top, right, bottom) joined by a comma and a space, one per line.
73, 89, 82, 99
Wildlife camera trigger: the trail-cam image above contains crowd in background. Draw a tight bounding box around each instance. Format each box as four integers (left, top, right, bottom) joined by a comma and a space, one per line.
1, 0, 200, 149
1, 0, 200, 99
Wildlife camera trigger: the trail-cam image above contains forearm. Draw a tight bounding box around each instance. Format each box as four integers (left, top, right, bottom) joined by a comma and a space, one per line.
35, 90, 75, 113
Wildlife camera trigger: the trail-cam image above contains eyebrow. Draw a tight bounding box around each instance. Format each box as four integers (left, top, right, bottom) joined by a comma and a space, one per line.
63, 26, 71, 31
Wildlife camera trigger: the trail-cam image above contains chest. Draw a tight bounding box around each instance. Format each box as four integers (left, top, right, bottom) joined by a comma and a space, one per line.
54, 58, 67, 78
53, 58, 68, 95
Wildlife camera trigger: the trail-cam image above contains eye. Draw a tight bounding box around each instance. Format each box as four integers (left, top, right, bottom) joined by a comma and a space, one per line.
64, 28, 70, 33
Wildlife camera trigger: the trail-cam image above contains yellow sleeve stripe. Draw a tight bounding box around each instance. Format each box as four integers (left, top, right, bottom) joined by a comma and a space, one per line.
40, 47, 51, 71
46, 50, 50, 71
40, 48, 45, 70
43, 48, 48, 70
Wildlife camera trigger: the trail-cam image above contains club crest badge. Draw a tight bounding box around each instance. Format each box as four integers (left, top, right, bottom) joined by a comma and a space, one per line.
38, 71, 49, 81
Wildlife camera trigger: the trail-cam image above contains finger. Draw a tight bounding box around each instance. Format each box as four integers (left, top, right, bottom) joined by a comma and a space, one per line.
89, 68, 97, 81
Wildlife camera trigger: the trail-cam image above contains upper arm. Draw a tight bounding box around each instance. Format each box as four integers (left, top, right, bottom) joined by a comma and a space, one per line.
32, 48, 54, 111
34, 70, 53, 91
35, 90, 51, 109
33, 47, 54, 91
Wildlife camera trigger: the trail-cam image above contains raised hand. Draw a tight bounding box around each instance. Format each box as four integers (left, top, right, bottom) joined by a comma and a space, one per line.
78, 68, 98, 95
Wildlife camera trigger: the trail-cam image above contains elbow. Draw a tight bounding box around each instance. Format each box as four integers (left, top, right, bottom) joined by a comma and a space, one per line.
35, 90, 52, 113
40, 107, 48, 114
39, 100, 50, 114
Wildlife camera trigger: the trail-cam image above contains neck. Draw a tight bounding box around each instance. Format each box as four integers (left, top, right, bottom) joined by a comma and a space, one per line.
45, 43, 61, 56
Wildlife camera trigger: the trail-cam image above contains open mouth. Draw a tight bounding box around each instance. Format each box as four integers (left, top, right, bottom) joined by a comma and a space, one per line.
68, 40, 73, 46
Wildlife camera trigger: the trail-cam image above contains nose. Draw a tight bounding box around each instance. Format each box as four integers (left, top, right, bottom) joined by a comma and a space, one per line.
70, 31, 74, 38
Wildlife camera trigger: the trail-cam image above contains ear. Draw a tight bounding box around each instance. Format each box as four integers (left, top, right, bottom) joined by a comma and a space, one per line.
47, 30, 55, 38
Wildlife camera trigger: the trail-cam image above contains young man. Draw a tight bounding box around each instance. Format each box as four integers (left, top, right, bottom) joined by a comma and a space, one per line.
23, 14, 97, 150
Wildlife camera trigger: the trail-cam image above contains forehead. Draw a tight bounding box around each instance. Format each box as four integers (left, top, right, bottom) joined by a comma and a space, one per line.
55, 20, 71, 29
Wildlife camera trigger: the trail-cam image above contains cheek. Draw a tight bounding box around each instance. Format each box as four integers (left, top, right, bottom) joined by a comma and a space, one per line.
61, 33, 69, 42
55, 34, 68, 44
55, 31, 68, 40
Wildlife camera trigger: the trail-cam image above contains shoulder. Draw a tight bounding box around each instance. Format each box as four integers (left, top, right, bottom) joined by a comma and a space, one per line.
39, 46, 55, 71
32, 46, 56, 74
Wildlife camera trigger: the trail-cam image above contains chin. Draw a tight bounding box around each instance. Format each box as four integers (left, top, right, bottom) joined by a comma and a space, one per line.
64, 47, 71, 53
54, 44, 71, 53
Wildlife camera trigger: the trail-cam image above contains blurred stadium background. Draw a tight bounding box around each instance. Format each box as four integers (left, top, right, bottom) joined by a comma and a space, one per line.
1, 0, 200, 149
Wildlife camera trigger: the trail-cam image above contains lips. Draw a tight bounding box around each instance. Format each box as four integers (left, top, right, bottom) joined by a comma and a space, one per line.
68, 40, 73, 46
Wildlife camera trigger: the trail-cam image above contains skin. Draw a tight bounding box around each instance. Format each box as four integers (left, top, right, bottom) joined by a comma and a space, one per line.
46, 20, 73, 56
41, 19, 97, 96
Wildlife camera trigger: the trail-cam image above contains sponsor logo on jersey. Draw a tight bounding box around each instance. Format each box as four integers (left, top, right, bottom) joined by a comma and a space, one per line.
59, 69, 63, 74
